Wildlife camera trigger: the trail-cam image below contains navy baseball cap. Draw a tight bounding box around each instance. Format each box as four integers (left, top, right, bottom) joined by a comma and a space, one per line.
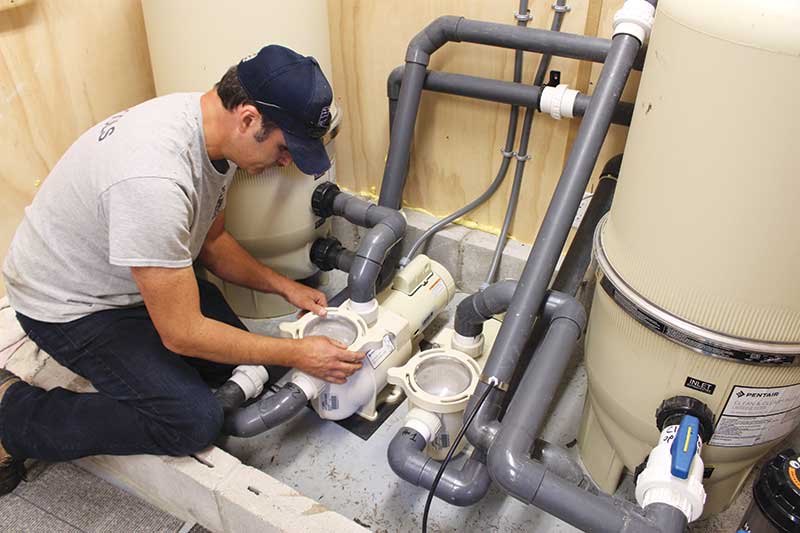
237, 45, 333, 175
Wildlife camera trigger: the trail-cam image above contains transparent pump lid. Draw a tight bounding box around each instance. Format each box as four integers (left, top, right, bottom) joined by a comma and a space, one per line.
413, 356, 473, 398
303, 315, 359, 346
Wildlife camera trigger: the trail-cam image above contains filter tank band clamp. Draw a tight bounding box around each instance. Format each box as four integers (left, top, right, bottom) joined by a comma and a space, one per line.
593, 220, 800, 366
480, 374, 509, 391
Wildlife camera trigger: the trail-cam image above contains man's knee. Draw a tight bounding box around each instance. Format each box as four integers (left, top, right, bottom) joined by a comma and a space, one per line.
151, 393, 224, 456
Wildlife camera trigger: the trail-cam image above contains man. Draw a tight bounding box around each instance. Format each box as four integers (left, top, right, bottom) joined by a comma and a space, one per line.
0, 45, 364, 494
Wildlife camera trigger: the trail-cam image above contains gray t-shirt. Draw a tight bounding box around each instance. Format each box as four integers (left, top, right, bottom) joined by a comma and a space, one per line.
3, 93, 236, 322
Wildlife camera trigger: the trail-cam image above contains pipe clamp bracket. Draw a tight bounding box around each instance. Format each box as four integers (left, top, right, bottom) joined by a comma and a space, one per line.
514, 152, 532, 162
551, 3, 571, 13
500, 149, 516, 159
513, 10, 533, 23
480, 374, 509, 392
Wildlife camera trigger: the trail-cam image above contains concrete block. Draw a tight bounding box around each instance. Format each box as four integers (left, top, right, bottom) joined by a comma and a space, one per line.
77, 446, 241, 532
459, 230, 530, 293
216, 464, 367, 533
330, 216, 361, 252
401, 209, 470, 284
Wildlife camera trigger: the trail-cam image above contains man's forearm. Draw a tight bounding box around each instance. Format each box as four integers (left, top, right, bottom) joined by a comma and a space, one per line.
199, 230, 289, 295
167, 313, 298, 366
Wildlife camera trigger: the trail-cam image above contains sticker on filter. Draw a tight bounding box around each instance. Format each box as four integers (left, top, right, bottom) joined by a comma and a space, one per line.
710, 384, 800, 447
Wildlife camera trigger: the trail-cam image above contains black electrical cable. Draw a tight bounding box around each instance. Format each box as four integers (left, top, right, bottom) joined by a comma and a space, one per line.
421, 381, 497, 533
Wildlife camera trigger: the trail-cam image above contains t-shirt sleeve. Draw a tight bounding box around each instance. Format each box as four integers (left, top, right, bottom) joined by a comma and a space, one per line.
102, 177, 194, 268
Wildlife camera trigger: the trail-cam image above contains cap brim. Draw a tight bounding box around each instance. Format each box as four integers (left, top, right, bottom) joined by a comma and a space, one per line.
284, 131, 330, 176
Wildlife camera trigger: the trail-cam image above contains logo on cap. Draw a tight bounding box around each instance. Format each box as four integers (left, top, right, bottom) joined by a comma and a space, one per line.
317, 106, 331, 130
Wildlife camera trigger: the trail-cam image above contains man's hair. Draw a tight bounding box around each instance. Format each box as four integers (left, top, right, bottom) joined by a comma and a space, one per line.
216, 65, 278, 142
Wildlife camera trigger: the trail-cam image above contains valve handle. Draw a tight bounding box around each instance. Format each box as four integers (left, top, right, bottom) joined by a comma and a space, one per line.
670, 414, 700, 479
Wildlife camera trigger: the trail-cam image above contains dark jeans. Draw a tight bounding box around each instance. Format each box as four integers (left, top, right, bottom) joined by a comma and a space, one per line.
0, 279, 243, 461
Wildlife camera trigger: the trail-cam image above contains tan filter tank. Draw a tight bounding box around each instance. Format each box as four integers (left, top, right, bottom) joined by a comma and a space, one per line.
578, 0, 800, 518
142, 0, 338, 317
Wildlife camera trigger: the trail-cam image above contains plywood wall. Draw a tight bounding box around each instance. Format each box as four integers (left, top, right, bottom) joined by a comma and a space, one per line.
328, 0, 634, 244
0, 0, 155, 296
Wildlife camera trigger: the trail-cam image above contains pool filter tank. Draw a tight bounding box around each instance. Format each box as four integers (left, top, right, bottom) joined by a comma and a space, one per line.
578, 0, 800, 517
142, 0, 339, 318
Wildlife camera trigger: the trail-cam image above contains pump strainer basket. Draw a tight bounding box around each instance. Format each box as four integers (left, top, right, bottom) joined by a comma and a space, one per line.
303, 315, 360, 346
413, 356, 473, 397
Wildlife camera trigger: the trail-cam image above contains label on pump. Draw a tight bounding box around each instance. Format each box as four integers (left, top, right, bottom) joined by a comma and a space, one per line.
710, 384, 800, 447
366, 333, 396, 369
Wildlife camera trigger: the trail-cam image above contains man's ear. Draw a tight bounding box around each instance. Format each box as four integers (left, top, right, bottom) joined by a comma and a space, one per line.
237, 104, 260, 133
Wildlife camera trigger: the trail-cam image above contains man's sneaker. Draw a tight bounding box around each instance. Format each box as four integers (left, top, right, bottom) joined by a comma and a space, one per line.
0, 369, 24, 496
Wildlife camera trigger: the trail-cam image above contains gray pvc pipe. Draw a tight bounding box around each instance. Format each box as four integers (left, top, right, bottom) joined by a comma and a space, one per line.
330, 192, 407, 302
379, 62, 427, 209
387, 67, 634, 128
574, 94, 634, 127
379, 13, 638, 209
551, 154, 622, 295
387, 427, 491, 507
465, 32, 642, 453
485, 311, 669, 533
532, 439, 588, 488
454, 280, 518, 337
223, 383, 308, 438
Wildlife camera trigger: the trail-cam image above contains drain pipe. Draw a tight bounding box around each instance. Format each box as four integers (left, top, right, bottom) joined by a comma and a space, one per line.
379, 14, 641, 209
312, 182, 406, 322
465, 7, 648, 455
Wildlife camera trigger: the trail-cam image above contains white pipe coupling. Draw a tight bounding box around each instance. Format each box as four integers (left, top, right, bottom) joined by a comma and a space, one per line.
347, 298, 379, 326
539, 84, 578, 120
451, 332, 484, 358
229, 365, 270, 400
635, 425, 706, 522
290, 372, 324, 401
405, 407, 443, 443
613, 0, 655, 44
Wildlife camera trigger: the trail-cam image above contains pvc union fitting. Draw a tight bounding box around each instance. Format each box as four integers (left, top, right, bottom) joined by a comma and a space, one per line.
229, 365, 270, 400
405, 408, 443, 443
451, 332, 485, 359
613, 0, 655, 44
347, 298, 380, 326
290, 372, 324, 401
539, 84, 579, 120
635, 424, 706, 522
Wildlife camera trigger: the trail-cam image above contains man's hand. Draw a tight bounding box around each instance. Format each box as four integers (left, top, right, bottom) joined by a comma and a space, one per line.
282, 281, 328, 317
293, 336, 365, 384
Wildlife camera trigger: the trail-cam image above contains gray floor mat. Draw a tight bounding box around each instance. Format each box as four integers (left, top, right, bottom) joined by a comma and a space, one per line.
1, 462, 183, 532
